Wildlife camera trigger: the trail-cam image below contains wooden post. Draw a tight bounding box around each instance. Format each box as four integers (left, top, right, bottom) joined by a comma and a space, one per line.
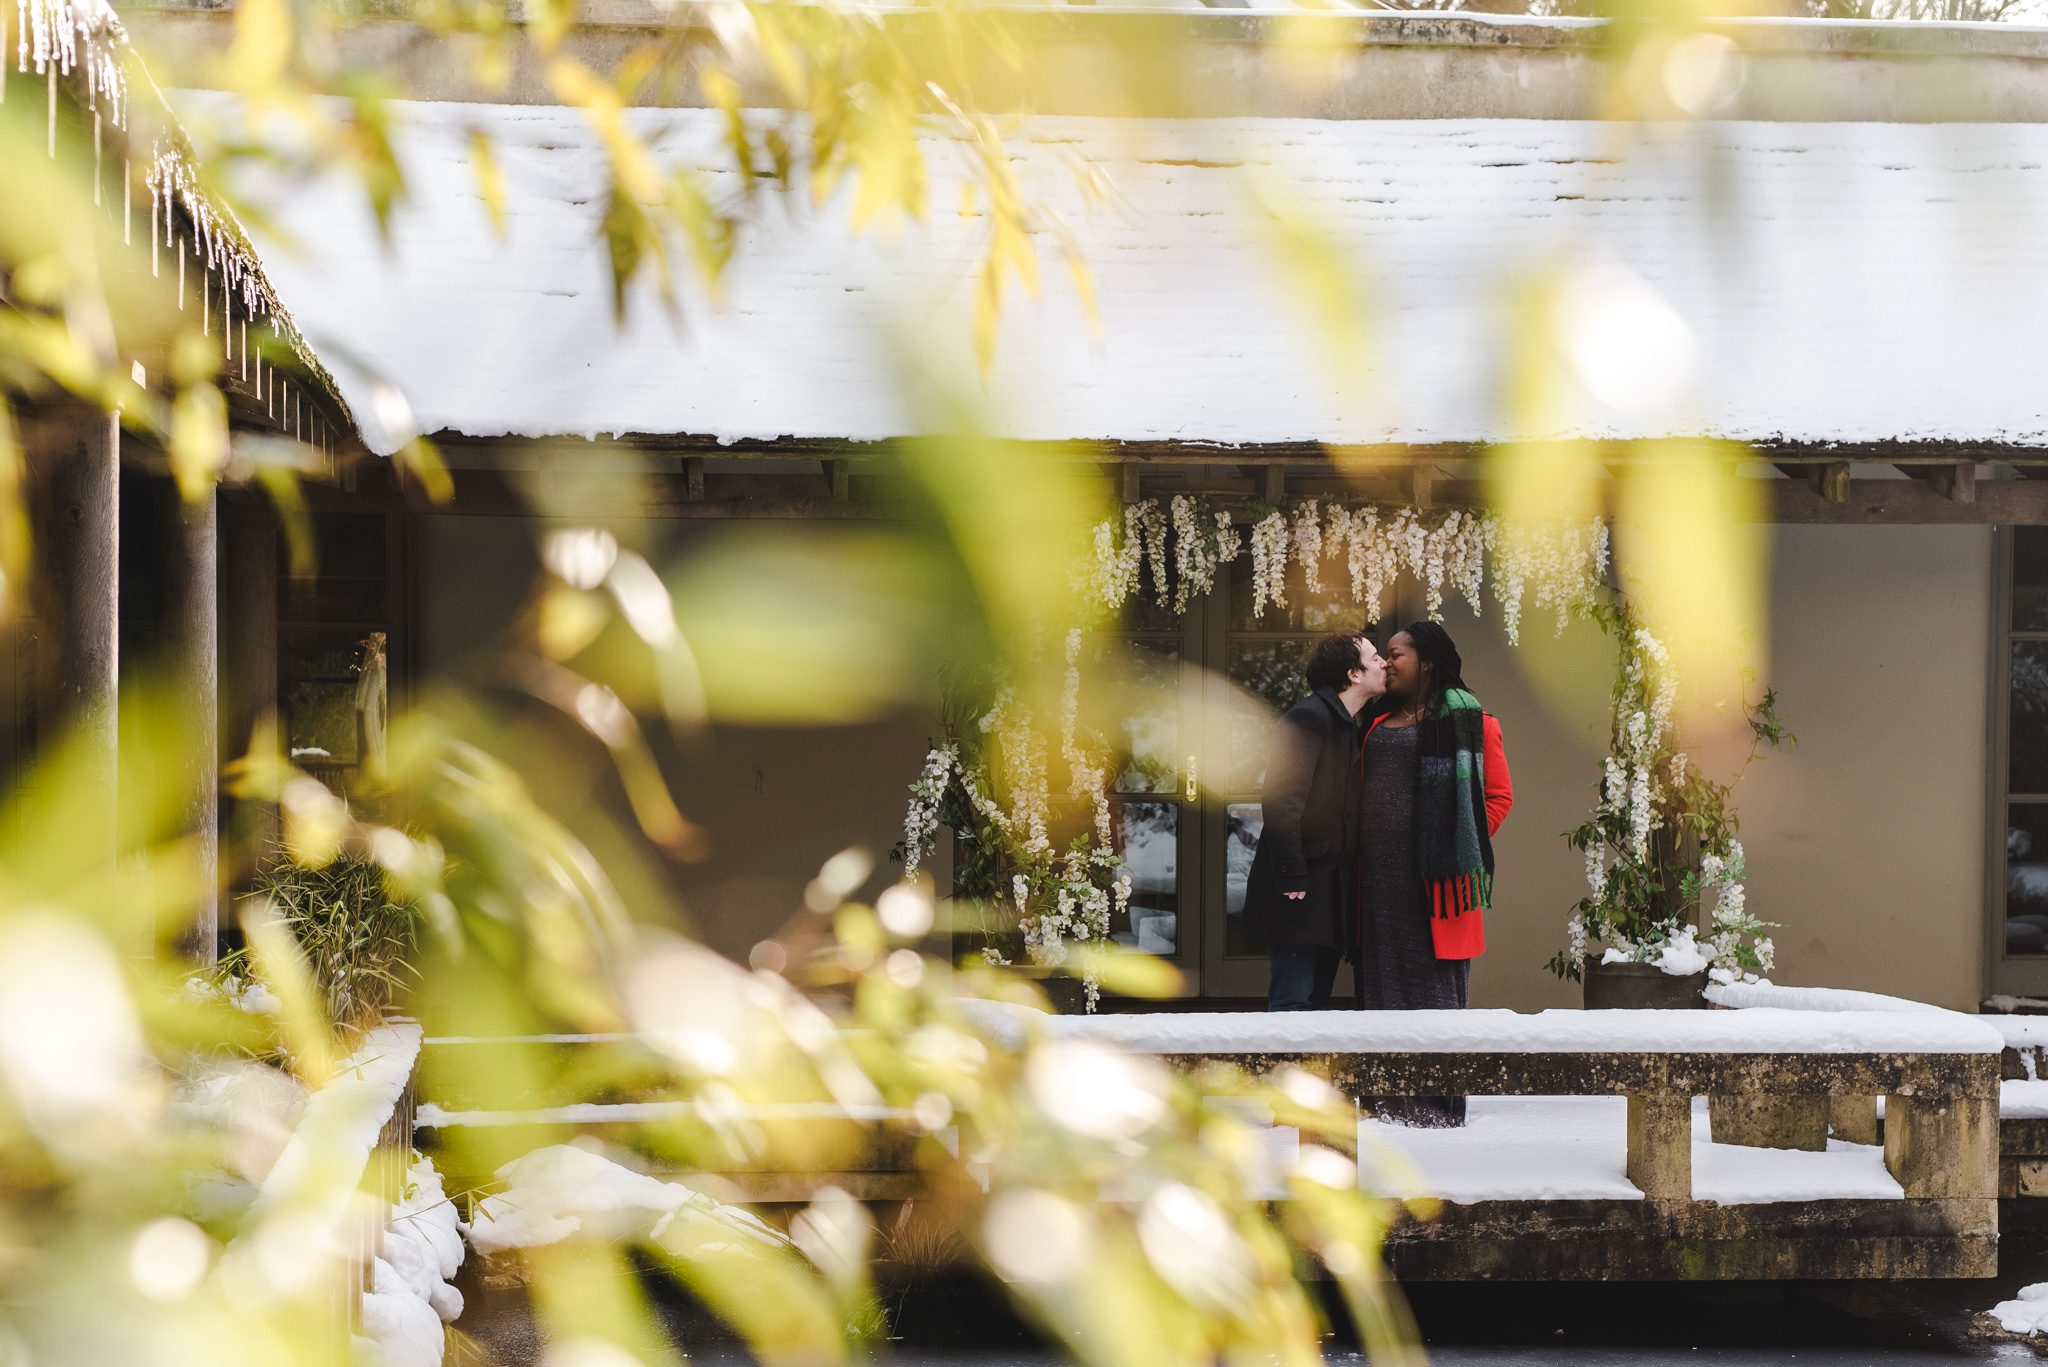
37, 408, 119, 868
221, 512, 279, 866
1884, 1094, 1997, 1199
169, 483, 219, 963
1625, 1093, 1691, 1200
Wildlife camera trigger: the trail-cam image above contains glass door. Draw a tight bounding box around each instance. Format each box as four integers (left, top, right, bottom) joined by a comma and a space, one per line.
1197, 560, 1397, 1000
1098, 594, 1205, 987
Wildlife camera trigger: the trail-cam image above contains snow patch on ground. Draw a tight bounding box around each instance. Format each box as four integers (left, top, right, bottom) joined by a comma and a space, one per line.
1988, 1283, 2048, 1337
359, 1154, 466, 1367
1359, 1096, 1901, 1205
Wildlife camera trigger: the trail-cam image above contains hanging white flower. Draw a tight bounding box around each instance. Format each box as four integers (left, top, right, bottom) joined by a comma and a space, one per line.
1291, 500, 1325, 596
1214, 510, 1243, 566
1249, 511, 1290, 620
1170, 495, 1217, 613
1139, 500, 1170, 607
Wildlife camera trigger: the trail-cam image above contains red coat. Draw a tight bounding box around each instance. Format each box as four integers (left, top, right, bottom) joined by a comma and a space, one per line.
1360, 711, 1513, 960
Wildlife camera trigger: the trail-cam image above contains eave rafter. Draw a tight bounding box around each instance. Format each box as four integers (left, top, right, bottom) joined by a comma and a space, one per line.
391, 434, 2048, 525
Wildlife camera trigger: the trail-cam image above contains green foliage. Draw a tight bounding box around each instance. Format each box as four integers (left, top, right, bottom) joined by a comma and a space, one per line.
1550, 595, 1791, 980
254, 849, 420, 1034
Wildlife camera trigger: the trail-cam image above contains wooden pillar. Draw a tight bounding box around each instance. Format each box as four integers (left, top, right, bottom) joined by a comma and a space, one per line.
1625, 1093, 1692, 1200
169, 485, 219, 963
37, 408, 119, 867
221, 511, 279, 867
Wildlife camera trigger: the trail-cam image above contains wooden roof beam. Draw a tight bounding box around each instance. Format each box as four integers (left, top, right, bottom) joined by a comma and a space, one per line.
1775, 461, 1851, 504
1895, 462, 1977, 503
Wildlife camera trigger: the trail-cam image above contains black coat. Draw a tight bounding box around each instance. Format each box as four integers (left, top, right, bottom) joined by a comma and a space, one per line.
1243, 686, 1364, 951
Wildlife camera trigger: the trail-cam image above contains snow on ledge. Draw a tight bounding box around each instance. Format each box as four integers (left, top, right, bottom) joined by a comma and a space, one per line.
1702, 981, 1954, 1016
242, 1022, 423, 1227
966, 1004, 2003, 1056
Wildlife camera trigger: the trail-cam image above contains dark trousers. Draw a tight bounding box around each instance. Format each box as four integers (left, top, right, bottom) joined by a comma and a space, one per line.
1267, 943, 1340, 1012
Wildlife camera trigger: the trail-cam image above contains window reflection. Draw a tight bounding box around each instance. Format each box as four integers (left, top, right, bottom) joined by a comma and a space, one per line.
1225, 640, 1310, 789
2010, 806, 2048, 955
1113, 639, 1180, 795
1111, 801, 1178, 957
1224, 802, 1263, 958
2015, 643, 2048, 795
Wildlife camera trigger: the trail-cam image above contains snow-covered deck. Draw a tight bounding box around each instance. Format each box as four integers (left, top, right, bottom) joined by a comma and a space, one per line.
1362, 1096, 1901, 1206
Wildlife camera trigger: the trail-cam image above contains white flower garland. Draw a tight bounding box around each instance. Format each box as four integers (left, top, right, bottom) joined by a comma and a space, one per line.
1072, 497, 1602, 634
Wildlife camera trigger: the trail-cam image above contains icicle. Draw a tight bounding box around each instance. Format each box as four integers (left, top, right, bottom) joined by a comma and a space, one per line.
239, 320, 247, 382
148, 179, 157, 276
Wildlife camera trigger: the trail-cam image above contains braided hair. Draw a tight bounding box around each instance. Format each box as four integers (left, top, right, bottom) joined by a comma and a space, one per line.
1401, 619, 1468, 718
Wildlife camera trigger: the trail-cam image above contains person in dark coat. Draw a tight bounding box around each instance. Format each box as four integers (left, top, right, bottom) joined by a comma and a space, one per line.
1243, 631, 1386, 1011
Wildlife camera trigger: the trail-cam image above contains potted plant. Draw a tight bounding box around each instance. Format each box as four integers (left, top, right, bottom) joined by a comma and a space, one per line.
1548, 604, 1788, 1009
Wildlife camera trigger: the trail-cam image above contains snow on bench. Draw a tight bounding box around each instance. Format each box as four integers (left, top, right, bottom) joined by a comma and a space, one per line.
1702, 981, 1956, 1017
980, 1005, 2003, 1057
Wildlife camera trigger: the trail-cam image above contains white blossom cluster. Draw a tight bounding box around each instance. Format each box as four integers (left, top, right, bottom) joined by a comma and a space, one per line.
1490, 520, 1610, 646
1560, 618, 1775, 982
1073, 497, 1607, 632
1249, 511, 1290, 618
900, 744, 961, 878
901, 645, 1130, 1008
1170, 495, 1218, 612
1702, 841, 1773, 983
1291, 500, 1325, 596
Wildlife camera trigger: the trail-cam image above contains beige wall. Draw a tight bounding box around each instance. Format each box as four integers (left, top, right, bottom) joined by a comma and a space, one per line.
409, 513, 940, 966
1454, 523, 1991, 1012
412, 511, 1994, 1008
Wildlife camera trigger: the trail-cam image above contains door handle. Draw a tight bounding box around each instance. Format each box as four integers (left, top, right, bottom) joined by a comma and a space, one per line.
1185, 753, 1198, 802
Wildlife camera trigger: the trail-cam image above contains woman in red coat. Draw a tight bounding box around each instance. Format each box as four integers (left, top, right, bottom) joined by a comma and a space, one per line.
1358, 620, 1513, 1127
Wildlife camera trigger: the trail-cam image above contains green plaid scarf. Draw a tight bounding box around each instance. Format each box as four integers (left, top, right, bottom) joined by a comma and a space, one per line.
1416, 687, 1494, 919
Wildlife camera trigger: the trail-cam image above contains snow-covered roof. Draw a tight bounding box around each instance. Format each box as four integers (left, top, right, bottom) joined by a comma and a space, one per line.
220, 100, 2048, 456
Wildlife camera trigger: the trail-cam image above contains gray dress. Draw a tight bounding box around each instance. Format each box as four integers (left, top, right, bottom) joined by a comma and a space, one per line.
1359, 721, 1469, 1127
